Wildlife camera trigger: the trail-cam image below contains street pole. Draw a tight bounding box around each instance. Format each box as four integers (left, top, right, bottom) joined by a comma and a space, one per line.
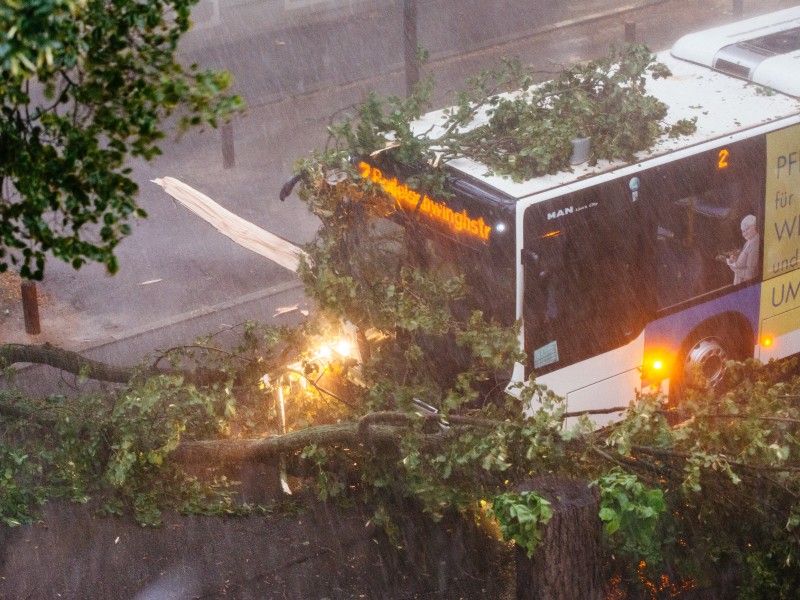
222, 121, 235, 169
403, 0, 419, 96
21, 281, 40, 335
624, 21, 636, 44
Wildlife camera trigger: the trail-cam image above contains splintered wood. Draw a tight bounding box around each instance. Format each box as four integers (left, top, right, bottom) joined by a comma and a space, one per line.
152, 176, 308, 272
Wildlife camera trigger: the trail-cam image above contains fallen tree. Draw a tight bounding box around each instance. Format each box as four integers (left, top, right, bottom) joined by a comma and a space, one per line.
3, 341, 800, 597
0, 343, 227, 385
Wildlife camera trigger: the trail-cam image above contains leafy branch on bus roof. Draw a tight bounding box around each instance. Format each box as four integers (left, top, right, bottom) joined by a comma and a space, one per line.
454, 44, 698, 180
311, 43, 697, 186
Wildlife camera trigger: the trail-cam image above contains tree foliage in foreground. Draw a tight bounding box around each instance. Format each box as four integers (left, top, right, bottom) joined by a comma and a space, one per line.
0, 0, 243, 278
1, 46, 799, 599
3, 344, 800, 597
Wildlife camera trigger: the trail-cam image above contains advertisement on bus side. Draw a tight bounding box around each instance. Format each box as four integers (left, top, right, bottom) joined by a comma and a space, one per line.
760, 124, 800, 340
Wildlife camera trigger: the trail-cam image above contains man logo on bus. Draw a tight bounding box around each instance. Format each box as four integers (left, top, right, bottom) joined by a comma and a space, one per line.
547, 206, 574, 220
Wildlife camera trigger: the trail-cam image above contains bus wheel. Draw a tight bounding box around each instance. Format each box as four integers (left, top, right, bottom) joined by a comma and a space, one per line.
677, 321, 750, 397
684, 334, 730, 388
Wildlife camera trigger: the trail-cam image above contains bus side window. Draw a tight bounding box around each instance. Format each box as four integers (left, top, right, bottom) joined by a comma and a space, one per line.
653, 151, 762, 310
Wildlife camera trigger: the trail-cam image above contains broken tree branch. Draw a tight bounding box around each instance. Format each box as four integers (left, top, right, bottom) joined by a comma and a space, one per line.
172, 420, 446, 465
0, 343, 229, 386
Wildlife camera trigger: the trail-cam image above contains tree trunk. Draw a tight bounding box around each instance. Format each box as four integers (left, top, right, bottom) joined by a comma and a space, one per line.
172, 418, 446, 465
0, 343, 228, 385
515, 477, 608, 600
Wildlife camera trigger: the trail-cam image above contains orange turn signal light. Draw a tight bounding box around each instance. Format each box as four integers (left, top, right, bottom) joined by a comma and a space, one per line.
642, 351, 672, 385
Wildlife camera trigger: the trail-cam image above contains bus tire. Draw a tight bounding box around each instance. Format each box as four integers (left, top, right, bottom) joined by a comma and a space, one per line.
673, 317, 752, 400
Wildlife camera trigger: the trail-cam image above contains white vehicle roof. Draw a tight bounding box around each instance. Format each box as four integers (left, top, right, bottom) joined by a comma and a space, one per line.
411, 9, 800, 202
671, 6, 800, 96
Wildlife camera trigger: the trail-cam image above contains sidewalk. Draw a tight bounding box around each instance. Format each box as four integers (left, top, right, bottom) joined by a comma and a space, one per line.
182, 0, 674, 108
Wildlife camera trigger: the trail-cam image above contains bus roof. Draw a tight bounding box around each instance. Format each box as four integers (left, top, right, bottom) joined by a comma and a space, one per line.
671, 6, 800, 96
412, 10, 800, 202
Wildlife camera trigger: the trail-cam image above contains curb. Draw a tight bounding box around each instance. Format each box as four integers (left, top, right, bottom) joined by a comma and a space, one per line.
81, 278, 306, 354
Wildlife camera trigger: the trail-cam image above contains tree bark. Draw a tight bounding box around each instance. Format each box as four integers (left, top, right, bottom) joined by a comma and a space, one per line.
515, 477, 608, 600
0, 343, 228, 385
173, 417, 448, 465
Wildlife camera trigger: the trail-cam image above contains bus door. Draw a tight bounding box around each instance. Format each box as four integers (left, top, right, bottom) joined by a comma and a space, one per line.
522, 179, 655, 377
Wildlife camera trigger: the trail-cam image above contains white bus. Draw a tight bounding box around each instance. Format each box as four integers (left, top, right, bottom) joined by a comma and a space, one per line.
358, 8, 800, 421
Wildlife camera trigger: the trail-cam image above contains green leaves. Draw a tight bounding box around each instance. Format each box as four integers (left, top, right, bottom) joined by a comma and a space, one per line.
487, 491, 553, 558
455, 44, 697, 180
0, 0, 243, 278
0, 440, 44, 526
316, 43, 697, 186
0, 0, 82, 77
593, 469, 665, 564
0, 373, 241, 527
300, 444, 346, 501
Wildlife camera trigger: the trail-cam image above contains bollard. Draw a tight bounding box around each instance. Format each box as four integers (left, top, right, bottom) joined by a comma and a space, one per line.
732, 0, 743, 17
222, 121, 235, 169
21, 281, 41, 335
624, 21, 636, 44
403, 0, 419, 96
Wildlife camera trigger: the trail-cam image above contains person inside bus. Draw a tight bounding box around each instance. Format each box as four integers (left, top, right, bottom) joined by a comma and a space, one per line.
723, 214, 759, 284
